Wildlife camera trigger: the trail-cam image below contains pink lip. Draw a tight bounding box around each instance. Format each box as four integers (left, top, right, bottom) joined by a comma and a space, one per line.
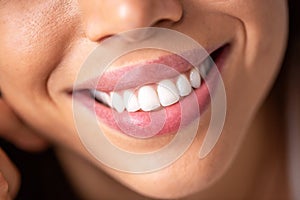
76, 47, 213, 92
74, 44, 230, 138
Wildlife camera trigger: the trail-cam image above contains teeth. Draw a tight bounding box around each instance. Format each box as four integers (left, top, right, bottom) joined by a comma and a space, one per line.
110, 92, 125, 113
123, 90, 140, 112
199, 57, 213, 78
176, 74, 192, 97
92, 89, 112, 107
92, 57, 214, 113
138, 86, 161, 111
189, 68, 201, 88
157, 79, 180, 107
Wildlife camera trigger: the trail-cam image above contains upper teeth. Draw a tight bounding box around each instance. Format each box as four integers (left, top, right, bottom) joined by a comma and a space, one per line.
123, 90, 140, 112
91, 57, 213, 113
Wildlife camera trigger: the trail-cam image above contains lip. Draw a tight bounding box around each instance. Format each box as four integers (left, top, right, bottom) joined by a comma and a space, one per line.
73, 44, 230, 138
75, 45, 217, 92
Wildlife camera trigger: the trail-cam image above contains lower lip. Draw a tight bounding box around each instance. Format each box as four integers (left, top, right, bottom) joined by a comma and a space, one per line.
75, 45, 230, 138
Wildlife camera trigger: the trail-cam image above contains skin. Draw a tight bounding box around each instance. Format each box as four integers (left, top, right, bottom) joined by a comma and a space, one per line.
0, 0, 288, 199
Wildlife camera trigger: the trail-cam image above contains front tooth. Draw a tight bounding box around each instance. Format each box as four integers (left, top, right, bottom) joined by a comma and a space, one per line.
190, 68, 201, 88
138, 86, 160, 111
157, 79, 180, 107
92, 90, 112, 107
123, 90, 140, 112
110, 92, 125, 113
176, 74, 192, 97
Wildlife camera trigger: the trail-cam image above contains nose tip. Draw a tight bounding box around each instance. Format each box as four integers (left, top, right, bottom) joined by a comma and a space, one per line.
81, 0, 183, 42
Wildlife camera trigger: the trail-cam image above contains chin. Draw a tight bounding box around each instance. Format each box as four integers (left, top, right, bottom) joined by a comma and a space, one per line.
104, 137, 233, 200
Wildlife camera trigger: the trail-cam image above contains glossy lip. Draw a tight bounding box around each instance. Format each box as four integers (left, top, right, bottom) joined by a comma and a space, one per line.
73, 44, 230, 138
75, 46, 215, 92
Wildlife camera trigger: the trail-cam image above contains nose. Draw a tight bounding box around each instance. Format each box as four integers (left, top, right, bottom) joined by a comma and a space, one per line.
79, 0, 183, 42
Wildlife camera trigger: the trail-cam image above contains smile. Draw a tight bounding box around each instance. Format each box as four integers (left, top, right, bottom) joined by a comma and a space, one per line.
90, 55, 213, 113
74, 43, 230, 137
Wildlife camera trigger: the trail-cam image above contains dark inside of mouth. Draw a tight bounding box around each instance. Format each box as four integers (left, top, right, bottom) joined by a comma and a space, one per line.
92, 93, 106, 105
210, 43, 229, 63
92, 43, 229, 106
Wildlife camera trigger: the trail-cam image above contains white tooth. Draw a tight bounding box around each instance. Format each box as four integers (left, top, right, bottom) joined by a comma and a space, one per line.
123, 90, 140, 112
157, 79, 180, 107
199, 57, 213, 78
138, 86, 160, 111
92, 90, 112, 107
176, 74, 192, 97
190, 68, 201, 88
110, 92, 125, 113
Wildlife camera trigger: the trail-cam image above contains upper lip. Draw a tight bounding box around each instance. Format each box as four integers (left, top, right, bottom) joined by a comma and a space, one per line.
74, 44, 224, 92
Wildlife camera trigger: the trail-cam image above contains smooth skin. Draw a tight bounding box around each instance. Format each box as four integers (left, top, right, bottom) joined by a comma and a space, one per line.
0, 0, 288, 199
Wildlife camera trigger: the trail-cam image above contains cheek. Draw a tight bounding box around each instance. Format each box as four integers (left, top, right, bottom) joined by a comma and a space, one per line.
233, 0, 288, 73
222, 0, 288, 145
0, 1, 88, 159
239, 0, 288, 113
0, 1, 78, 98
215, 0, 288, 116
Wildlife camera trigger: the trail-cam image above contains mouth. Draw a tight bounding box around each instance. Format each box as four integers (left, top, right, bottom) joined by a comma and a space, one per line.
73, 43, 230, 138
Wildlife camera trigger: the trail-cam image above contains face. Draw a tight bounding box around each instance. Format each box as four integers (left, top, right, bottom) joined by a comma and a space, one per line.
0, 0, 288, 199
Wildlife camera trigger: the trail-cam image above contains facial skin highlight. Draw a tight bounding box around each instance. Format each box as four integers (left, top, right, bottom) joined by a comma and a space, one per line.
0, 0, 288, 199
